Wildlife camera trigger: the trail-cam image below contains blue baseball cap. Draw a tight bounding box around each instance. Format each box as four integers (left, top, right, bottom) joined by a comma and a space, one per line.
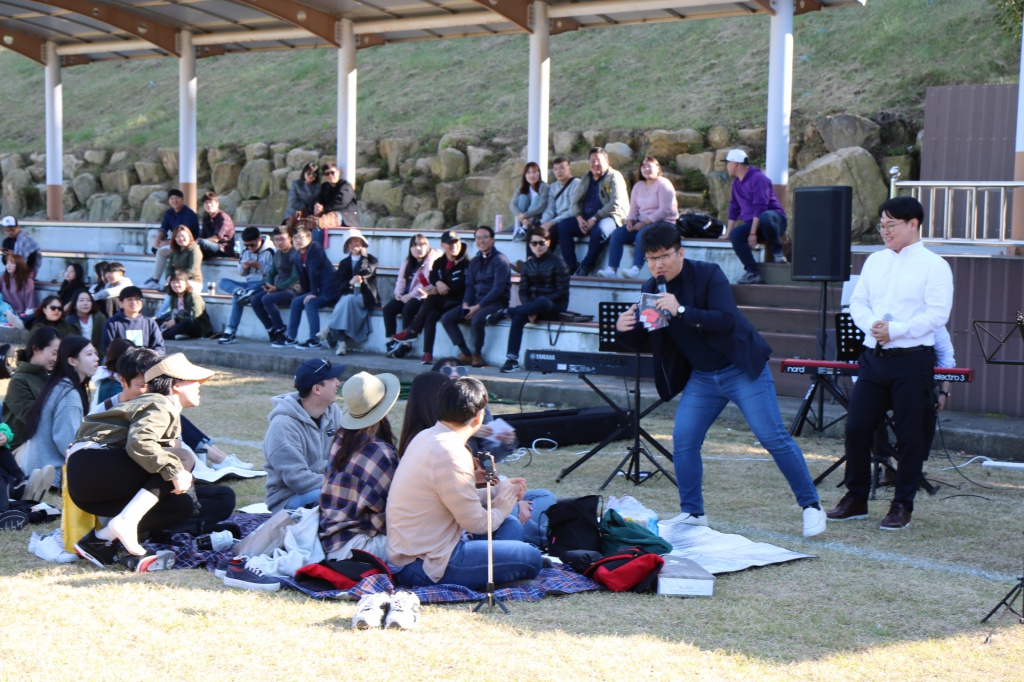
294, 358, 345, 392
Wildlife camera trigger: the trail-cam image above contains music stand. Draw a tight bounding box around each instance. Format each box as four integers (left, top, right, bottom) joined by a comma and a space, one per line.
788, 312, 861, 436
554, 301, 676, 489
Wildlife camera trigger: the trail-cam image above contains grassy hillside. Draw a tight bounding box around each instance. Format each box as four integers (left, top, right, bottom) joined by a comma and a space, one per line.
0, 0, 1018, 153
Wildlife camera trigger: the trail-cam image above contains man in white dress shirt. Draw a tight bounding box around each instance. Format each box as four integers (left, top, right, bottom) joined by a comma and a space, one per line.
826, 197, 953, 530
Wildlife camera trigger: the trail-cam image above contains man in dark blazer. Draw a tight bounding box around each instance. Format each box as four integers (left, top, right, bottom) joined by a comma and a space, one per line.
615, 224, 825, 538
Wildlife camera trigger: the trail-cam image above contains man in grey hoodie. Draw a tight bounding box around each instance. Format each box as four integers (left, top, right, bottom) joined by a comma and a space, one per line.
263, 358, 345, 512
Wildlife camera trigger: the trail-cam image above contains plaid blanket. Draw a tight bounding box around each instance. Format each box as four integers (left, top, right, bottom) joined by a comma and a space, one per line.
142, 511, 601, 602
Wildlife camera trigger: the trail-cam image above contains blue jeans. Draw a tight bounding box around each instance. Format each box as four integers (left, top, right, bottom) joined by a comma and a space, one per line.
251, 289, 297, 332
287, 293, 338, 341
606, 221, 675, 271
729, 210, 788, 274
556, 216, 617, 271
284, 488, 320, 510
219, 278, 263, 333
672, 363, 818, 515
521, 488, 557, 548
505, 297, 565, 358
393, 516, 542, 590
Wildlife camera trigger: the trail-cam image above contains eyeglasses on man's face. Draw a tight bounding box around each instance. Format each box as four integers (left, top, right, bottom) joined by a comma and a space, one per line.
876, 220, 907, 233
644, 249, 680, 266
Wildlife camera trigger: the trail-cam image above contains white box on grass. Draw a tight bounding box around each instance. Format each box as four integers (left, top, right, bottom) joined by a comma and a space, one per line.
657, 556, 715, 597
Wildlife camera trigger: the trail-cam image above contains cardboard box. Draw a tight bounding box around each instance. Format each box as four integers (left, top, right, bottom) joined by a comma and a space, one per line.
657, 555, 715, 597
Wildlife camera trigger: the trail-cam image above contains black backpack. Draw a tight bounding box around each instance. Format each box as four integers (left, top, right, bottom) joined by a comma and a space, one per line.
676, 213, 725, 239
544, 495, 604, 560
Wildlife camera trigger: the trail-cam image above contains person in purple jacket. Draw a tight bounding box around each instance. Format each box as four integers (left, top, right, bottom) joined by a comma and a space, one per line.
720, 149, 788, 284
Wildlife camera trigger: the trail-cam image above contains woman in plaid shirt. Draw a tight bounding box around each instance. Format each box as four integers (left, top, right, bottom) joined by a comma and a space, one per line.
318, 372, 401, 561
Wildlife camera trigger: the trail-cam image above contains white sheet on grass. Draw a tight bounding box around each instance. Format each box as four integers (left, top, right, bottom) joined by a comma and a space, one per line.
658, 522, 814, 575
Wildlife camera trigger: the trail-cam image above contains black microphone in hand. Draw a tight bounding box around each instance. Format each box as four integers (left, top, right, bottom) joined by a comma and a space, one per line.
655, 275, 671, 318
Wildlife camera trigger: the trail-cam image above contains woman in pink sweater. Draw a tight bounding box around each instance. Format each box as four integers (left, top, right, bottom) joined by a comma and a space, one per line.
600, 156, 680, 280
1, 254, 35, 316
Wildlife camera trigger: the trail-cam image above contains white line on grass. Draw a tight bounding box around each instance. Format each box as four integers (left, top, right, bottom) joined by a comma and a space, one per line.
215, 437, 264, 449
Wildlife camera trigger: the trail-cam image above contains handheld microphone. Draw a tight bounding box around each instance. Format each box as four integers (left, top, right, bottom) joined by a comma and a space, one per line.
883, 313, 893, 322
655, 275, 670, 318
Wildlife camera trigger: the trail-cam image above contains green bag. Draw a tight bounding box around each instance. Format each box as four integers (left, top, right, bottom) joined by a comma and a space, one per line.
599, 508, 673, 556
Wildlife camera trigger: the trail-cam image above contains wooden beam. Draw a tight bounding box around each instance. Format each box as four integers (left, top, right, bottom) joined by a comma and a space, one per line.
749, 0, 775, 15
61, 53, 91, 66
794, 0, 823, 14
356, 33, 385, 49
549, 17, 580, 35
229, 0, 340, 46
36, 0, 180, 55
470, 0, 532, 32
0, 24, 46, 64
195, 44, 227, 58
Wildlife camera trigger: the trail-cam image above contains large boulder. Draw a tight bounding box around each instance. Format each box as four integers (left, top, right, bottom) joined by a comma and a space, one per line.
270, 143, 291, 170
881, 155, 914, 183
464, 176, 491, 195
71, 173, 101, 205
271, 168, 291, 193
61, 179, 78, 214
218, 189, 243, 217
250, 191, 289, 224
582, 130, 606, 148
676, 191, 706, 210
438, 132, 479, 154
604, 142, 634, 170
737, 128, 767, 148
675, 152, 714, 176
238, 159, 272, 199
87, 193, 124, 221
817, 114, 881, 154
100, 169, 137, 194
285, 148, 320, 171
134, 161, 167, 185
212, 162, 243, 195
157, 148, 178, 178
456, 197, 484, 225
27, 166, 46, 183
403, 194, 434, 216
707, 126, 730, 149
412, 210, 445, 232
570, 160, 590, 177
788, 146, 888, 241
109, 150, 130, 165
360, 179, 404, 216
466, 146, 493, 174
245, 143, 269, 162
0, 153, 25, 178
356, 139, 378, 166
436, 182, 461, 223
644, 129, 703, 159
140, 190, 170, 223
63, 154, 84, 179
432, 148, 468, 182
376, 216, 412, 230
232, 200, 260, 225
355, 167, 384, 186
84, 149, 109, 166
128, 184, 166, 209
552, 131, 581, 155
706, 171, 732, 220
2, 168, 39, 217
475, 159, 522, 228
379, 137, 420, 174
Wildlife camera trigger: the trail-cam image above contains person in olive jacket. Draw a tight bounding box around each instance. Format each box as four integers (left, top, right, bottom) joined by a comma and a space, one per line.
1, 326, 60, 450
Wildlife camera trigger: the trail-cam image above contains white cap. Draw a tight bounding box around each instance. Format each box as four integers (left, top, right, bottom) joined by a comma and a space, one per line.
725, 149, 749, 164
0, 216, 16, 228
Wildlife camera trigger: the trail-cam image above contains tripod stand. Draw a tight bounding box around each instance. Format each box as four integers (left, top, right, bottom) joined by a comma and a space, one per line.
982, 532, 1024, 636
473, 452, 509, 614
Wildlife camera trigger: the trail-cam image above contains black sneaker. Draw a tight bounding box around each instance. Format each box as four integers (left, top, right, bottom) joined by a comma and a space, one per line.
218, 332, 237, 345
392, 342, 411, 359
0, 509, 28, 531
223, 557, 281, 592
272, 336, 296, 349
74, 529, 120, 568
385, 340, 400, 358
573, 265, 591, 277
236, 288, 257, 304
500, 358, 520, 373
486, 308, 509, 326
297, 339, 322, 350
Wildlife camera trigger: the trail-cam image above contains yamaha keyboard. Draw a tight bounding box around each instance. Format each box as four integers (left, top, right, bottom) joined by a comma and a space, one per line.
525, 350, 654, 379
780, 359, 973, 383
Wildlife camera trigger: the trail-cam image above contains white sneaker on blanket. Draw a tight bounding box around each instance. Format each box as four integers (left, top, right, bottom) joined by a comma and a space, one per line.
352, 592, 391, 629
385, 591, 420, 630
662, 512, 708, 527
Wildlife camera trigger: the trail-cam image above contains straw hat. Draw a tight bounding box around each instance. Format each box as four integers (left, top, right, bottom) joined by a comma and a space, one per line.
340, 371, 400, 430
143, 353, 215, 384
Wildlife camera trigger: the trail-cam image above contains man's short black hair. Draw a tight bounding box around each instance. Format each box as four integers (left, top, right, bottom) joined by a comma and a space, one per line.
202, 191, 219, 204
107, 262, 126, 273
552, 156, 570, 166
640, 223, 682, 255
475, 225, 495, 239
438, 377, 488, 425
242, 226, 261, 242
116, 347, 162, 383
879, 196, 924, 225
168, 189, 184, 200
589, 147, 607, 158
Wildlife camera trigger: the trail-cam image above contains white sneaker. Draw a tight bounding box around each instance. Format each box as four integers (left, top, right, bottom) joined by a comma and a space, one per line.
620, 265, 642, 279
210, 453, 255, 471
385, 591, 420, 630
596, 267, 617, 279
663, 512, 709, 527
352, 592, 391, 629
335, 340, 347, 356
802, 506, 827, 538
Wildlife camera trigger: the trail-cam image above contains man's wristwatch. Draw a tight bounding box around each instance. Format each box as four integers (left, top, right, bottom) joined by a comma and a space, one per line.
676, 305, 686, 317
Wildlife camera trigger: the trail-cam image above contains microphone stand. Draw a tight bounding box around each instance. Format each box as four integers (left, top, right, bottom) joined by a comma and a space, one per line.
473, 451, 509, 614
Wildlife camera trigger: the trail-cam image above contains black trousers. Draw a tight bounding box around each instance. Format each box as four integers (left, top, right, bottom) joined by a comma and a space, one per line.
66, 447, 194, 532
409, 296, 460, 354
382, 297, 424, 338
844, 348, 936, 508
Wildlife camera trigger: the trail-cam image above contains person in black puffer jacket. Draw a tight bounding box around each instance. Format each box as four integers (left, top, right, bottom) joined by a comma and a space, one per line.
492, 224, 570, 373
313, 162, 358, 227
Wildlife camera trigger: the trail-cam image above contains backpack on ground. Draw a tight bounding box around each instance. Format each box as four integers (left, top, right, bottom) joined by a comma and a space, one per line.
583, 547, 665, 593
600, 508, 673, 556
676, 212, 725, 239
544, 495, 604, 560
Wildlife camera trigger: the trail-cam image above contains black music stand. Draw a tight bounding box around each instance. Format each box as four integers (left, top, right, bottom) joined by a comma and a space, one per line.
555, 302, 676, 489
788, 312, 862, 436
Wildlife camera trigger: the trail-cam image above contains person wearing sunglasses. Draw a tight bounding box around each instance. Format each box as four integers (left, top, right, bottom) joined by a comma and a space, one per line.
28, 295, 75, 337
285, 163, 321, 220
312, 162, 359, 228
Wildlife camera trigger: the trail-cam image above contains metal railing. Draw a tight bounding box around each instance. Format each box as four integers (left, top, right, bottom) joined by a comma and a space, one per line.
889, 167, 1024, 245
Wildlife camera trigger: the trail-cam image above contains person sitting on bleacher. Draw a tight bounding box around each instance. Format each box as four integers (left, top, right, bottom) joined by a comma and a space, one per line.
320, 229, 379, 357
102, 286, 165, 355
391, 230, 470, 366
144, 189, 199, 290
556, 147, 629, 277
488, 225, 570, 373
1, 216, 42, 276
199, 191, 237, 260
1, 253, 35, 316
66, 289, 108, 350
28, 295, 75, 337
384, 235, 441, 360
275, 223, 339, 350
313, 163, 359, 228
216, 226, 275, 345
285, 163, 320, 220
538, 156, 580, 247
248, 226, 301, 346
508, 162, 549, 240
89, 262, 109, 297
56, 263, 85, 307
91, 262, 134, 304
157, 270, 212, 340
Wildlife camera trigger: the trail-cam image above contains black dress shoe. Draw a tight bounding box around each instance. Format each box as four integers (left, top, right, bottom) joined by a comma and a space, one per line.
879, 501, 912, 530
826, 492, 868, 520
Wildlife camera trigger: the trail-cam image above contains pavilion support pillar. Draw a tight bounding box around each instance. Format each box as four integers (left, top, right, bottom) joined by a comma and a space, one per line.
179, 30, 198, 210
765, 0, 794, 212
337, 19, 358, 189
1012, 10, 1024, 245
527, 2, 550, 175
44, 41, 63, 220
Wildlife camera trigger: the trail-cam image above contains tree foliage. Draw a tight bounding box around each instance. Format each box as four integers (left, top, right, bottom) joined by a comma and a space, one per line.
995, 0, 1023, 40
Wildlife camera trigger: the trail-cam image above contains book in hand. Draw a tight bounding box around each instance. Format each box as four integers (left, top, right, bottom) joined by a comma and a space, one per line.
657, 555, 715, 597
638, 292, 668, 331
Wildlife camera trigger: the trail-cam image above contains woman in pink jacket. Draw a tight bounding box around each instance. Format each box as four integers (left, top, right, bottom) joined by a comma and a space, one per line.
384, 234, 441, 359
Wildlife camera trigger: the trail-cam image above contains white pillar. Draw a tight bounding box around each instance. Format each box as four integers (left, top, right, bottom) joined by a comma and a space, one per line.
44, 41, 63, 220
765, 0, 794, 197
179, 30, 198, 210
527, 2, 550, 174
1012, 9, 1024, 243
337, 19, 357, 189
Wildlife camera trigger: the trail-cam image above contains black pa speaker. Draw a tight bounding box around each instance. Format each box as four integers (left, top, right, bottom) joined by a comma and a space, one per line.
791, 186, 852, 282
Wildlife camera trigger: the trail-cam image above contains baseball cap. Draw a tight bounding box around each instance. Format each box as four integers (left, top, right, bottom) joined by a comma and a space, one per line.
440, 230, 460, 244
294, 357, 346, 392
725, 149, 749, 164
1, 216, 17, 228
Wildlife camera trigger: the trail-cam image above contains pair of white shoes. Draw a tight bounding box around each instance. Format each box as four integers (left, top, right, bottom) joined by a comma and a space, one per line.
662, 507, 827, 538
22, 465, 56, 502
352, 591, 420, 630
595, 265, 642, 280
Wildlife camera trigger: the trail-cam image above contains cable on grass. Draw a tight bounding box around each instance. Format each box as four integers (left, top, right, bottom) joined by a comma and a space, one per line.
935, 416, 994, 490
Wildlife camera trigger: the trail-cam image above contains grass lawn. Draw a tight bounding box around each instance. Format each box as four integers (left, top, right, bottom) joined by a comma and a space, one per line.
2, 364, 1024, 681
